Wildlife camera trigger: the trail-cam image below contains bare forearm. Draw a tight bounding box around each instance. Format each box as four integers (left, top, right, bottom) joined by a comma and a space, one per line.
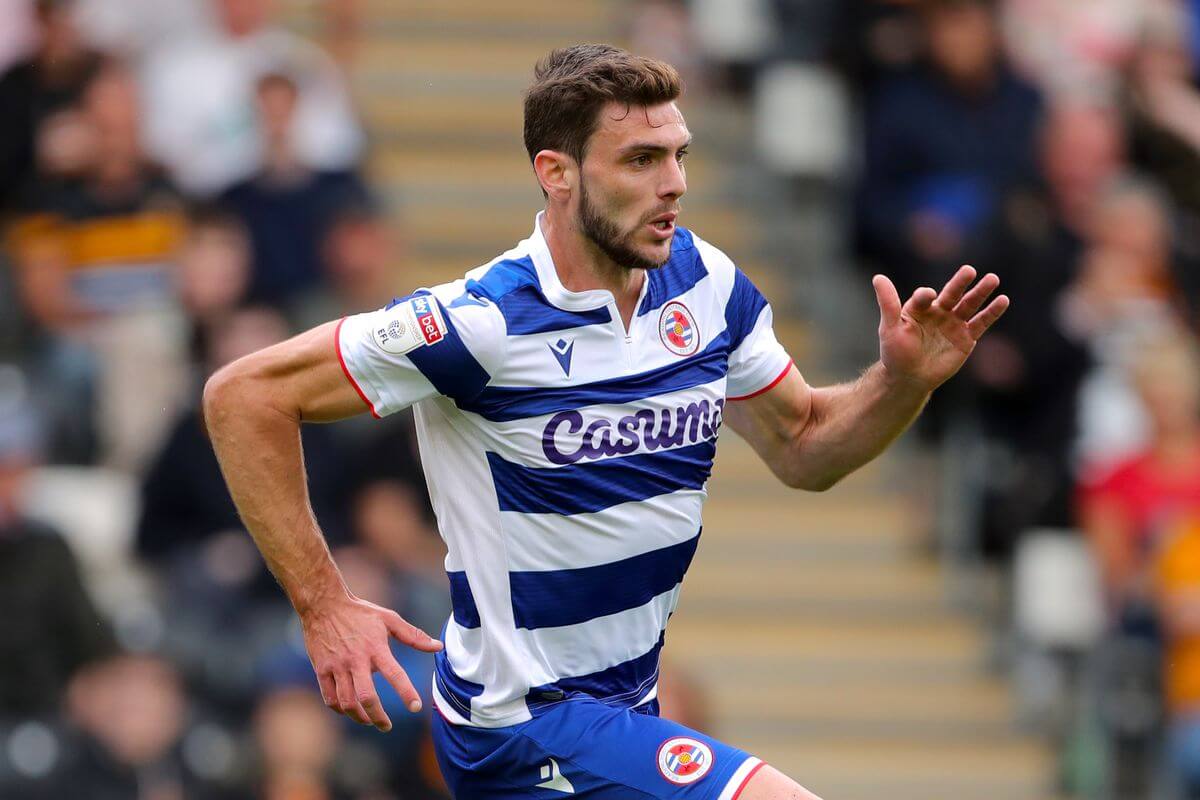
203, 370, 347, 615
792, 362, 929, 490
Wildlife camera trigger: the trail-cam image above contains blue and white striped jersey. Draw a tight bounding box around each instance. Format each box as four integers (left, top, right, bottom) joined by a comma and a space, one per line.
338, 213, 792, 728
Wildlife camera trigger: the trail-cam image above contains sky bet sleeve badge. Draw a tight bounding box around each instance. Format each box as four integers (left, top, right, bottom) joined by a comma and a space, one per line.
374, 295, 448, 355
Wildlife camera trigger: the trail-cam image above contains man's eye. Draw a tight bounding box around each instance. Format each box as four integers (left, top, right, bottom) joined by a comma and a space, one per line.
632, 155, 652, 167
676, 149, 689, 163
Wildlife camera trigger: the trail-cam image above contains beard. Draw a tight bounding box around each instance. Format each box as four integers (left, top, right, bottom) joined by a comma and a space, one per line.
578, 179, 671, 271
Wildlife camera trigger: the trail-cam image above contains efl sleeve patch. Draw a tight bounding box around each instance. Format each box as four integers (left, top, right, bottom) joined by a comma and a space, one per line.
373, 295, 448, 354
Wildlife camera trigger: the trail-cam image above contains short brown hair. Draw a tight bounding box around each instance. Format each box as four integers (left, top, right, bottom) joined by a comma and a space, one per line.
523, 44, 682, 166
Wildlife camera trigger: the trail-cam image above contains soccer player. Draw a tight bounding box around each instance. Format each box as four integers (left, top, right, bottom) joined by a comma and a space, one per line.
204, 45, 1008, 800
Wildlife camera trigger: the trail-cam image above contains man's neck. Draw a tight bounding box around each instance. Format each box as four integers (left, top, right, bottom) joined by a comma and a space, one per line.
540, 207, 645, 326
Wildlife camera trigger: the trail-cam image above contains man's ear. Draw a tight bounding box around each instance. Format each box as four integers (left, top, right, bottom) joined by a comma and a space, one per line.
533, 149, 576, 202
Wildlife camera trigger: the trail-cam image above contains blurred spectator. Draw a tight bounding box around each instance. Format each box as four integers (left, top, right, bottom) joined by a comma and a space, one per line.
1002, 0, 1152, 103
1154, 512, 1200, 796
350, 482, 447, 626
291, 199, 400, 331
1127, 2, 1200, 215
251, 686, 351, 800
140, 0, 365, 196
1064, 178, 1187, 470
0, 0, 37, 74
75, 0, 364, 70
827, 1, 924, 95
7, 57, 190, 470
61, 653, 232, 799
959, 104, 1127, 561
1079, 330, 1200, 623
0, 377, 114, 719
219, 72, 372, 309
176, 206, 252, 362
74, 0, 213, 59
857, 0, 1043, 292
0, 0, 102, 214
625, 1, 705, 93
1124, 0, 1200, 322
0, 285, 99, 463
7, 57, 185, 319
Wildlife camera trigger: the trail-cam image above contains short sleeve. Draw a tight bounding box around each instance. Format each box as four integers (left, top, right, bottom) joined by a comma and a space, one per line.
337, 288, 507, 418
724, 270, 793, 399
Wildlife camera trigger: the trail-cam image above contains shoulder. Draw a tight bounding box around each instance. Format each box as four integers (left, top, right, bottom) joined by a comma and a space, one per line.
412, 276, 511, 374
686, 226, 729, 286
670, 228, 758, 312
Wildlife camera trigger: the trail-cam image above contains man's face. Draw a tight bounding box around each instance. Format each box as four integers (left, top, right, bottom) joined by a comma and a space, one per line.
926, 4, 997, 87
575, 101, 690, 271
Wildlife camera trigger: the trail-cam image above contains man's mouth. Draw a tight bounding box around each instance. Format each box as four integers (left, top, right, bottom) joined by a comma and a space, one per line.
648, 212, 678, 235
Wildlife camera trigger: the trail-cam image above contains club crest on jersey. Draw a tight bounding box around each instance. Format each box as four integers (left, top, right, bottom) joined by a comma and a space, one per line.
659, 301, 699, 356
656, 737, 714, 785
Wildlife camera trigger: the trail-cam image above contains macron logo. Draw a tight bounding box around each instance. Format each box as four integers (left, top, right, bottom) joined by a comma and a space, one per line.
548, 338, 574, 377
536, 759, 575, 794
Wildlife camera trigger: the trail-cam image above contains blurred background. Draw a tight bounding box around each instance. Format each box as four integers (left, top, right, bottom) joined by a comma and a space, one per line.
2, 0, 1200, 798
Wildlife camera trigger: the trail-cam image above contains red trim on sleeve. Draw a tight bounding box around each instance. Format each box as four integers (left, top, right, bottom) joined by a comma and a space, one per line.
727, 360, 794, 402
731, 761, 767, 800
334, 317, 381, 419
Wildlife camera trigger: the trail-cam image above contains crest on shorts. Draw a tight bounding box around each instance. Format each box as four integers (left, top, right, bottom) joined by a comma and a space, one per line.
659, 301, 700, 356
656, 736, 714, 785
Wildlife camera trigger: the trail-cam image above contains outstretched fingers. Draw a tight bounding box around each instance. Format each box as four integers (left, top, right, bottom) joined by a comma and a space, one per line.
967, 295, 1010, 339
952, 272, 1001, 321
935, 264, 977, 311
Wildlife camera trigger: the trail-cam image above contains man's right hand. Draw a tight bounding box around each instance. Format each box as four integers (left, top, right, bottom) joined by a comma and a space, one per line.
300, 593, 444, 732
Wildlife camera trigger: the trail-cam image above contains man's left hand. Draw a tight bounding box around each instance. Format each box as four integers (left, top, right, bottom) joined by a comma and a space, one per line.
872, 265, 1009, 392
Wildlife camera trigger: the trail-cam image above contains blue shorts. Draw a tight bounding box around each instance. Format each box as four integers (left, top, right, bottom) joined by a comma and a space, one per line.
431, 697, 764, 799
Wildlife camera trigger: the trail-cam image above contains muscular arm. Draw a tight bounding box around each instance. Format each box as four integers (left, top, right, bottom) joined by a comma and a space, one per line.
724, 363, 929, 491
203, 321, 365, 609
725, 267, 1007, 491
203, 320, 440, 731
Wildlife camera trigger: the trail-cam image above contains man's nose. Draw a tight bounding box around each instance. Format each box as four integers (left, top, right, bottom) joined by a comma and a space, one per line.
659, 158, 686, 199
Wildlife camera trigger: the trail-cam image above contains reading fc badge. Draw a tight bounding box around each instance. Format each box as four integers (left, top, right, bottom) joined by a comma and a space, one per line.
659, 301, 700, 356
657, 737, 714, 785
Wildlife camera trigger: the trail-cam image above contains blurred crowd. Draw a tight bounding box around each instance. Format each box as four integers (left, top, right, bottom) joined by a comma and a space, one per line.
840, 1, 1200, 797
10, 0, 1200, 798
0, 0, 455, 797
719, 0, 1200, 797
